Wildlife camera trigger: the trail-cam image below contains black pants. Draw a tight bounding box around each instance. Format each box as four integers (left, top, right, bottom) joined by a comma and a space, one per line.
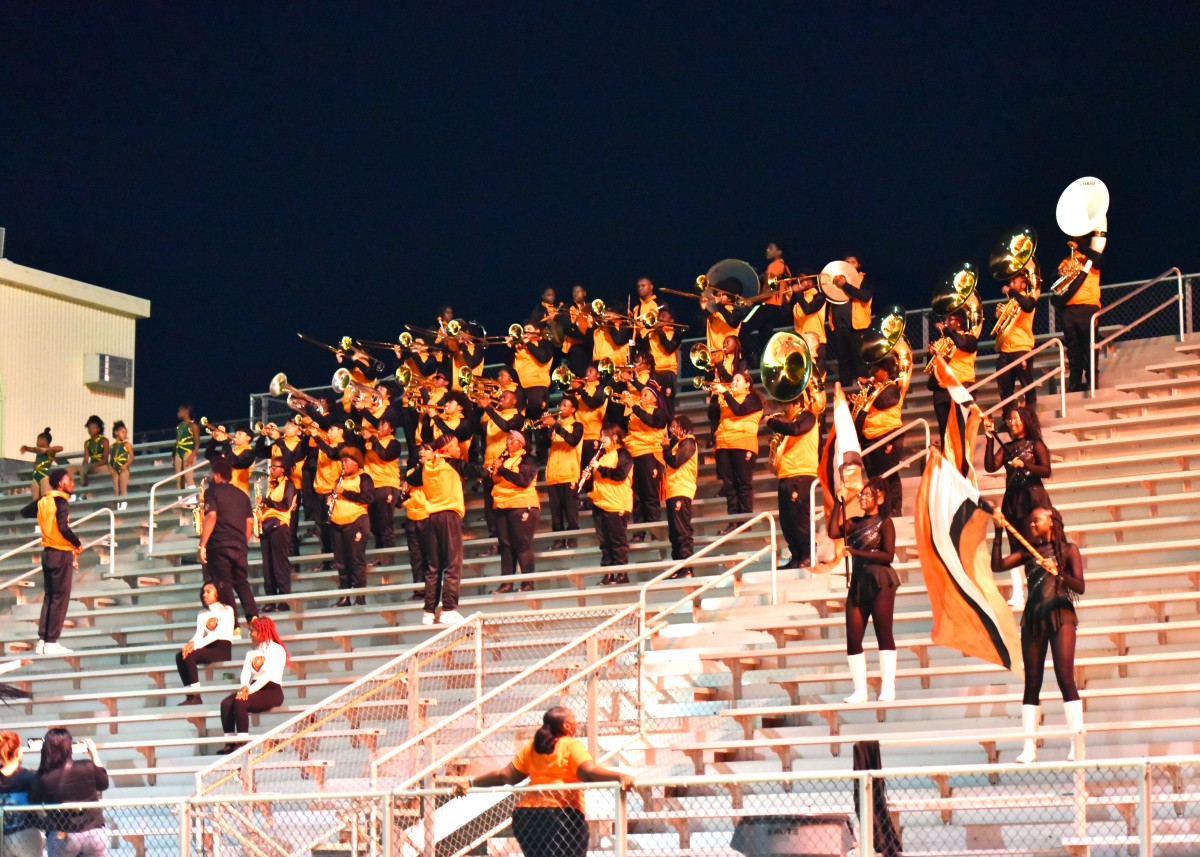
863, 434, 905, 518
525, 385, 550, 457
405, 517, 430, 586
496, 506, 539, 577
1061, 303, 1100, 390
931, 389, 952, 440
426, 510, 464, 612
1023, 612, 1080, 705
592, 509, 629, 567
331, 516, 369, 590
743, 304, 785, 364
301, 465, 319, 531
206, 544, 258, 623
369, 489, 397, 550
220, 682, 284, 734
483, 480, 498, 538
666, 496, 694, 567
548, 483, 579, 532
39, 549, 74, 644
260, 524, 293, 597
777, 475, 815, 564
398, 406, 420, 466
653, 370, 678, 417
511, 806, 589, 857
996, 349, 1037, 413
314, 493, 334, 556
288, 503, 302, 555
631, 453, 663, 525
563, 343, 591, 377
830, 328, 863, 387
176, 640, 232, 687
715, 448, 756, 514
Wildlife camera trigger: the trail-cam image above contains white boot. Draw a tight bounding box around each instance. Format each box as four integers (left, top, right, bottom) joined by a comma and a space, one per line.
1016, 704, 1040, 764
1064, 699, 1085, 762
1008, 569, 1025, 608
844, 653, 869, 704
878, 650, 897, 702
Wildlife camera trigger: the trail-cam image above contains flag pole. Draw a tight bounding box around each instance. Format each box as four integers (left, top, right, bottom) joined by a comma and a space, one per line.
995, 514, 1056, 575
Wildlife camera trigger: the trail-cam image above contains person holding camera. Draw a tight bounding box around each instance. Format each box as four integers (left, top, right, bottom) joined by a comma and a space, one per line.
29, 728, 110, 857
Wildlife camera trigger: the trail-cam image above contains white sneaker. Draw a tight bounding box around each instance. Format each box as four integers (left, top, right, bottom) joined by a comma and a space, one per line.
117, 501, 128, 511
439, 610, 466, 624
34, 640, 45, 655
42, 642, 72, 655
421, 612, 436, 626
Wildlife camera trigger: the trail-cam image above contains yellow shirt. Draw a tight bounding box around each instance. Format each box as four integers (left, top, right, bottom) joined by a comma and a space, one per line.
664, 436, 698, 500
576, 383, 604, 442
513, 348, 552, 389
947, 346, 976, 385
999, 304, 1036, 353
231, 442, 253, 495
1068, 268, 1101, 307
403, 484, 429, 522
260, 479, 295, 526
423, 458, 465, 518
484, 407, 519, 464
314, 444, 342, 494
648, 330, 679, 373
491, 450, 541, 509
511, 736, 592, 811
623, 405, 666, 461
329, 473, 369, 525
364, 435, 402, 489
546, 416, 582, 486
37, 491, 77, 552
792, 289, 828, 344
863, 398, 904, 440
714, 391, 763, 453
589, 449, 633, 514
593, 327, 630, 366
776, 422, 820, 479
707, 308, 739, 352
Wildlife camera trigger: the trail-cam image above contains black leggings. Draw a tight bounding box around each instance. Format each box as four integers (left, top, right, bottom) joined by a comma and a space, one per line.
176, 640, 232, 687
1022, 616, 1079, 705
845, 586, 897, 656
511, 806, 588, 857
220, 682, 284, 734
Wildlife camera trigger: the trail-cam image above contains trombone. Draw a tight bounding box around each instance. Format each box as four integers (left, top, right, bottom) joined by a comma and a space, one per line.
297, 333, 386, 374
199, 416, 224, 437
633, 309, 688, 332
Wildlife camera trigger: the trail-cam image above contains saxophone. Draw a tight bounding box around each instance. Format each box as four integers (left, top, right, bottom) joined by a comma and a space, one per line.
768, 433, 784, 471
192, 477, 208, 536
850, 379, 896, 419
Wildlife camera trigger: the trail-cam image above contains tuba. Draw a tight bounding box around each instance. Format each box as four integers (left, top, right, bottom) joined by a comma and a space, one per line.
988, 226, 1042, 347
854, 305, 913, 417
927, 262, 983, 370
760, 332, 824, 469
1050, 176, 1109, 295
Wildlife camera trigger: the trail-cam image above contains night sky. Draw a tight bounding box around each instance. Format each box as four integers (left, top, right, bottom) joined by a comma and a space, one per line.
4, 3, 1198, 429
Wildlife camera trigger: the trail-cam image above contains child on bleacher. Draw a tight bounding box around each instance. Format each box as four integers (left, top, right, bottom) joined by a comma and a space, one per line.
108, 420, 134, 510
80, 415, 109, 488
19, 427, 62, 501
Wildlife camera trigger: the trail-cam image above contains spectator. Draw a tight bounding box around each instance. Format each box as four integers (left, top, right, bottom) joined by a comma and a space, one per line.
30, 728, 109, 857
176, 583, 236, 705
218, 616, 288, 753
0, 730, 43, 857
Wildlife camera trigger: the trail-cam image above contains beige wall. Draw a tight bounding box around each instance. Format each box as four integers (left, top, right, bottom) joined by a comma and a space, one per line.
0, 261, 151, 467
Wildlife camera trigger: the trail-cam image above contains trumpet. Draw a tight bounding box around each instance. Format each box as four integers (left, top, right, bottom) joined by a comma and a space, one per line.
253, 421, 280, 438
415, 402, 453, 418
269, 373, 328, 415
597, 357, 636, 380
332, 368, 386, 409
692, 377, 728, 393
602, 385, 636, 405
199, 417, 225, 437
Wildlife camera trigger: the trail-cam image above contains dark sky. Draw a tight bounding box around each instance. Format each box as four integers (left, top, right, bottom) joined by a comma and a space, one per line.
4, 3, 1198, 428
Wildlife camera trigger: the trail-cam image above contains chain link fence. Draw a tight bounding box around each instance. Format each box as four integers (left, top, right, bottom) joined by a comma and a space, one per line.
0, 797, 184, 857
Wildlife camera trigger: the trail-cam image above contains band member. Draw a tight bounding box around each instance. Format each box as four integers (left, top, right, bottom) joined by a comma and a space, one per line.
705, 335, 750, 440
855, 357, 906, 517
495, 366, 528, 412
743, 241, 790, 364
991, 506, 1085, 763
631, 277, 662, 356
20, 469, 83, 655
789, 274, 828, 363
572, 364, 607, 472
530, 287, 560, 339
409, 437, 470, 625
1056, 237, 1105, 392
646, 305, 682, 416
478, 389, 526, 556
927, 310, 978, 438
217, 616, 288, 754
560, 284, 595, 377
699, 286, 746, 353
175, 404, 200, 490
709, 371, 764, 530
995, 271, 1038, 412
662, 414, 698, 579
401, 460, 430, 601
309, 421, 347, 560
108, 420, 133, 508
446, 323, 485, 392
19, 427, 62, 500
328, 447, 374, 607
259, 417, 309, 554
509, 323, 554, 457
827, 255, 874, 386
198, 459, 259, 625
767, 399, 820, 568
422, 392, 474, 459
204, 423, 256, 495
362, 417, 402, 555
489, 432, 541, 593
80, 415, 109, 487
544, 395, 583, 549
593, 311, 632, 369
828, 476, 898, 704
258, 459, 297, 612
176, 582, 236, 704
983, 405, 1053, 609
605, 385, 667, 542
587, 425, 634, 586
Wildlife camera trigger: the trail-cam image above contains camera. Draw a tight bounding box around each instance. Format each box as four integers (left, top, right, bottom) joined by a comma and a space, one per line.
25, 738, 92, 754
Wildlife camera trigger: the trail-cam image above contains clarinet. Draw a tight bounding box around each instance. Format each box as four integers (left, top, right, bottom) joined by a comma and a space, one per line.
576, 446, 605, 497
327, 463, 346, 516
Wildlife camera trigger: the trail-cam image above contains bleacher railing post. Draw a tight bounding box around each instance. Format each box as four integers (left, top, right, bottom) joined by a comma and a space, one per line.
857, 773, 873, 856
1138, 760, 1152, 857
177, 800, 191, 857
381, 791, 394, 857
614, 781, 628, 857
586, 635, 600, 759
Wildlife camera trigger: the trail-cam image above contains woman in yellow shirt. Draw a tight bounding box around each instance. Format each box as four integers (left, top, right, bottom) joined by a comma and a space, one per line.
457, 706, 633, 857
708, 371, 765, 532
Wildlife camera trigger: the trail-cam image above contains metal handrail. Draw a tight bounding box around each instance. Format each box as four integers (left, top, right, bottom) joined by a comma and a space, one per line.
146, 460, 209, 556
1090, 267, 1184, 396
968, 335, 1068, 418
0, 507, 117, 599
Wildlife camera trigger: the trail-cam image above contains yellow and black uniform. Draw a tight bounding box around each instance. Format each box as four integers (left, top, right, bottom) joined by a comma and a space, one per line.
593, 322, 631, 367
767, 410, 820, 566
546, 416, 583, 538
259, 477, 297, 601
426, 412, 473, 460
574, 382, 606, 466
705, 301, 745, 353
790, 285, 828, 362
928, 327, 978, 439
996, 288, 1039, 413
662, 432, 698, 576
605, 399, 667, 533
491, 448, 541, 588
560, 303, 594, 377
401, 463, 431, 590
744, 258, 790, 365
633, 294, 661, 351
648, 326, 682, 415
511, 339, 555, 445
448, 340, 484, 392
709, 388, 764, 516
827, 275, 874, 386
21, 490, 81, 645
204, 435, 256, 496
364, 432, 403, 550
329, 468, 374, 598
408, 454, 471, 614
261, 433, 308, 554
481, 405, 524, 540
587, 446, 634, 581
312, 434, 347, 556
1058, 243, 1104, 391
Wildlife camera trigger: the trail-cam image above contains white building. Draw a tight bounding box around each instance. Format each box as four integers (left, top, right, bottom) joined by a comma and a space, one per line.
0, 258, 151, 477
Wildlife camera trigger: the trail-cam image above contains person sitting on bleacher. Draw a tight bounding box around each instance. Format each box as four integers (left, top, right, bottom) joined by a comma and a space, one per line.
176, 582, 236, 706
218, 616, 288, 754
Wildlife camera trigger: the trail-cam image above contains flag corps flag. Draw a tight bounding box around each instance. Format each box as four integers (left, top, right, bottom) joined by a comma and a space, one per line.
916, 359, 1023, 675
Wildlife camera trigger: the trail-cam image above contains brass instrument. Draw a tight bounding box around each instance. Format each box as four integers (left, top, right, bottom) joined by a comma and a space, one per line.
602, 385, 636, 405
297, 332, 385, 373
689, 343, 725, 373
551, 365, 575, 388
251, 478, 264, 539
927, 261, 984, 371
692, 376, 727, 393
269, 373, 328, 415
659, 275, 722, 307
760, 331, 826, 420
332, 368, 386, 409
460, 371, 503, 400
192, 477, 208, 537
199, 417, 224, 437
849, 379, 895, 419
1050, 176, 1109, 295
253, 421, 279, 439
988, 226, 1042, 346
634, 309, 688, 332
860, 305, 915, 396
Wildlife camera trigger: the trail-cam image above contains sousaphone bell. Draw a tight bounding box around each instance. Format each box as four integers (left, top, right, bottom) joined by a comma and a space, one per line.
761, 331, 817, 406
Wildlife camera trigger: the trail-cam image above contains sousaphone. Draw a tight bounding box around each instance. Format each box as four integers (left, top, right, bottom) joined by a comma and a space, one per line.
988, 226, 1042, 346
931, 260, 984, 337
702, 259, 760, 300
817, 260, 861, 305
761, 331, 825, 414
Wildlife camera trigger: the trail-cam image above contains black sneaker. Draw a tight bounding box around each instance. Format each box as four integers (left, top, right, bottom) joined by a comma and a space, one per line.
274, 602, 291, 612
610, 573, 630, 585
519, 581, 535, 592
179, 695, 202, 706
262, 603, 276, 613
668, 569, 693, 580
353, 596, 366, 606
599, 574, 614, 586
493, 583, 514, 594
333, 597, 352, 608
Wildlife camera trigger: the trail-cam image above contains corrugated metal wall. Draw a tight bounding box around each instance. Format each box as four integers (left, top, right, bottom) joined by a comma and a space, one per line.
0, 283, 138, 466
